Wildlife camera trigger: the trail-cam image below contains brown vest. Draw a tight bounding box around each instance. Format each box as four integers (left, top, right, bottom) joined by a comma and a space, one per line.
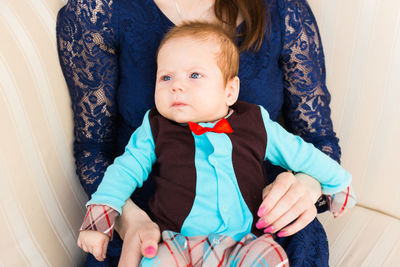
147, 101, 268, 236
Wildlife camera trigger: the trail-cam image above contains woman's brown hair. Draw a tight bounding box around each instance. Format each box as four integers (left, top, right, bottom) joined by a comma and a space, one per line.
214, 0, 269, 52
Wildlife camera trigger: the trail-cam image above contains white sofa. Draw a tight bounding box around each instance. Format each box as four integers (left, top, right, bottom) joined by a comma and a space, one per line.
0, 0, 399, 266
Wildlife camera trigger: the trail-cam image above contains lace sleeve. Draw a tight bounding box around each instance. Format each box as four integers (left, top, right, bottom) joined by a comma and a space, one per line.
56, 0, 118, 197
279, 0, 341, 163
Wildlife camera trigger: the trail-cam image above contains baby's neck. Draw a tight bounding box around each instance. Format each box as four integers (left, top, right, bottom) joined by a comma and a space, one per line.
199, 108, 234, 124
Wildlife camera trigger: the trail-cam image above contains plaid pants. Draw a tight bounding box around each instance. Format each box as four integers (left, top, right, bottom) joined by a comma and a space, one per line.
140, 230, 288, 267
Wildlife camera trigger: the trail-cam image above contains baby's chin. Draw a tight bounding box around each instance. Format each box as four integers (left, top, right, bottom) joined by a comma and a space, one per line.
166, 115, 206, 124
172, 117, 191, 124
158, 111, 192, 124
162, 112, 223, 124
157, 108, 216, 124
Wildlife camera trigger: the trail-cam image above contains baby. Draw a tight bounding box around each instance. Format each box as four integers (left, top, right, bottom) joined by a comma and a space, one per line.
77, 22, 355, 266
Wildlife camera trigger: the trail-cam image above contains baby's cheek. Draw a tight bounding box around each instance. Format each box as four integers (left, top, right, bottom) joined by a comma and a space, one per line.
154, 94, 168, 113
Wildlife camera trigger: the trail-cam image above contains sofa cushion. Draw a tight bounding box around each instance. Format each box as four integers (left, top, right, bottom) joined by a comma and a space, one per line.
318, 206, 400, 267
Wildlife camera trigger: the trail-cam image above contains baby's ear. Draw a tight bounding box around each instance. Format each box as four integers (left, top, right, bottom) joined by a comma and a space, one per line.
225, 76, 240, 106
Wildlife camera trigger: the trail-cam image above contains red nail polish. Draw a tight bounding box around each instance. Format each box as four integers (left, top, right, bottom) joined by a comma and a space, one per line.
277, 231, 287, 237
144, 246, 156, 256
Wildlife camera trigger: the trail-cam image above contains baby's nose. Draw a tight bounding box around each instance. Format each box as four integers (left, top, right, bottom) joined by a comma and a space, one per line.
171, 81, 184, 93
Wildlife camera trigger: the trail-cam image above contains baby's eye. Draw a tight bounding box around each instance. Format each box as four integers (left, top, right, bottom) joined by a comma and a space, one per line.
190, 72, 202, 79
161, 75, 171, 81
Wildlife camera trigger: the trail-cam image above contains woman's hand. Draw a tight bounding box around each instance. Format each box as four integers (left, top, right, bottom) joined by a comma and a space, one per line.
115, 199, 160, 267
255, 172, 322, 237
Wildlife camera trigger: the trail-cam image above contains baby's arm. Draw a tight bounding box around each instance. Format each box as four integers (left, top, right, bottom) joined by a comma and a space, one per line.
77, 111, 156, 259
260, 106, 356, 210
87, 110, 156, 215
78, 204, 118, 261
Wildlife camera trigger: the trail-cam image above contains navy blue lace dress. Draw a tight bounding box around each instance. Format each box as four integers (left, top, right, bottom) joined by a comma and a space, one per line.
57, 0, 339, 265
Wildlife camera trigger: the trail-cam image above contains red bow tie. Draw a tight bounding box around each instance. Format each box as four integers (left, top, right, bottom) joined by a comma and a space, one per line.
188, 118, 233, 135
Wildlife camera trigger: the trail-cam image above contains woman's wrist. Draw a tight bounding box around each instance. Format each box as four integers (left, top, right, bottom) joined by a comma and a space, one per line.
294, 172, 322, 204
114, 198, 152, 240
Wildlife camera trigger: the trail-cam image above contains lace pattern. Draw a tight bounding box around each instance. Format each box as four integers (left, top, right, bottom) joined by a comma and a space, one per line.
56, 0, 117, 196
279, 0, 341, 162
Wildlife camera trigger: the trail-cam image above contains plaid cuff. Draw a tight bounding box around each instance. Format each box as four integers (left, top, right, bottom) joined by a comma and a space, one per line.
327, 185, 357, 214
80, 204, 118, 239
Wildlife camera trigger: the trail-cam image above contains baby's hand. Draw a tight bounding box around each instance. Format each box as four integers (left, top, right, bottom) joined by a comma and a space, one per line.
329, 185, 356, 218
77, 230, 110, 262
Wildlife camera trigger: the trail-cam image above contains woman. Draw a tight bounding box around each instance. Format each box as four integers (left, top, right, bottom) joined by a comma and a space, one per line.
57, 0, 338, 266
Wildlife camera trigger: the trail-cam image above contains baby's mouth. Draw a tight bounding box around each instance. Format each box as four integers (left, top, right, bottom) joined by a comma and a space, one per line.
172, 101, 187, 107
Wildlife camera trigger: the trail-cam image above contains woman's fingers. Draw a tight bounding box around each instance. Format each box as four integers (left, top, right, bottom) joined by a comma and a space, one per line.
270, 195, 316, 236
140, 223, 161, 258
263, 176, 309, 227
262, 185, 301, 227
257, 172, 317, 236
278, 205, 317, 237
261, 183, 272, 200
265, 198, 304, 234
258, 172, 293, 216
119, 222, 160, 266
119, 232, 142, 267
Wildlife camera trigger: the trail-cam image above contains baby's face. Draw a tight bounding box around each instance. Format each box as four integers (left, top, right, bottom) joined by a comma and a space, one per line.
155, 37, 234, 123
